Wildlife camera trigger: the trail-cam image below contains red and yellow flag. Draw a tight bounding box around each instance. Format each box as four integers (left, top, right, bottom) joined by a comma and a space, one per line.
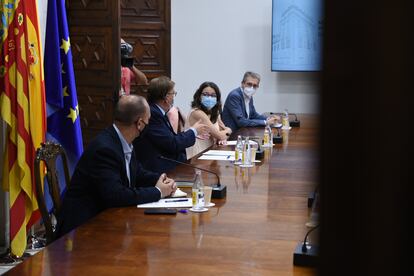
0, 0, 46, 256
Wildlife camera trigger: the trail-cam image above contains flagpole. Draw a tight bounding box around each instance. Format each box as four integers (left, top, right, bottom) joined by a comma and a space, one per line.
0, 121, 10, 256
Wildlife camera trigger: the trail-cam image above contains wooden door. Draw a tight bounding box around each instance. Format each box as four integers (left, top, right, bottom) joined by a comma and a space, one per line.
121, 0, 171, 96
66, 0, 120, 146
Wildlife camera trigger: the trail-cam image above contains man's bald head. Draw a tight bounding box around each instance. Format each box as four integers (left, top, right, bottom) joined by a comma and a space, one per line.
114, 95, 149, 126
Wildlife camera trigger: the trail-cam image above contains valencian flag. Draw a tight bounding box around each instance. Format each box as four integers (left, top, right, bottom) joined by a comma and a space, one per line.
44, 0, 83, 175
0, 0, 47, 256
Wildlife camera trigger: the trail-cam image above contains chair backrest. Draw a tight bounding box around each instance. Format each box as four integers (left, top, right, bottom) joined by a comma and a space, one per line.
34, 141, 70, 244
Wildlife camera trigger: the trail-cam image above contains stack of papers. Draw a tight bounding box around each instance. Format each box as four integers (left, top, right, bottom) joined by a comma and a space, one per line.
198, 150, 235, 161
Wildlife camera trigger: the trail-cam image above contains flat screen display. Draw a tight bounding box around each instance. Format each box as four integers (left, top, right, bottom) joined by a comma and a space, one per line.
271, 0, 323, 71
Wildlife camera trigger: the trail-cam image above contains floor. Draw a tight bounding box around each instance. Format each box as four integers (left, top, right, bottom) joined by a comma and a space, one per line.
0, 245, 44, 275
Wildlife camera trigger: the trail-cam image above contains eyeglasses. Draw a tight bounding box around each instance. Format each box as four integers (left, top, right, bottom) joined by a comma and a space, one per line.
168, 91, 178, 96
244, 82, 259, 89
201, 92, 217, 97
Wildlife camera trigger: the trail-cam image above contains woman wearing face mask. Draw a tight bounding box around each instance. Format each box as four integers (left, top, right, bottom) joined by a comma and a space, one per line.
186, 81, 232, 159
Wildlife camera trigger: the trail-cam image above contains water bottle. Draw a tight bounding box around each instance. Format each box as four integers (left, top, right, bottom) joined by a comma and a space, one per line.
267, 124, 273, 147
192, 169, 205, 210
234, 135, 243, 165
263, 126, 269, 147
263, 125, 273, 147
241, 136, 253, 167
282, 109, 290, 129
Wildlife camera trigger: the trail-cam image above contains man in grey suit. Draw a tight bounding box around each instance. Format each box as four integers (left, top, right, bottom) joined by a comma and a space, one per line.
222, 71, 279, 132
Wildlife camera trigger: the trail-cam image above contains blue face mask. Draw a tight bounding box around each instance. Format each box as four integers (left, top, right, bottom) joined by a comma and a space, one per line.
201, 95, 217, 110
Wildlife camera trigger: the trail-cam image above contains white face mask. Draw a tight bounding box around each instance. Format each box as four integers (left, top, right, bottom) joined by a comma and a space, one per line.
243, 86, 257, 97
165, 95, 174, 110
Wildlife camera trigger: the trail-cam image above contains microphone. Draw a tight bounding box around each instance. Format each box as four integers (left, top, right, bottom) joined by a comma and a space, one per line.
158, 156, 227, 199
273, 127, 283, 144
269, 112, 300, 127
249, 137, 264, 160
289, 113, 301, 127
293, 225, 319, 267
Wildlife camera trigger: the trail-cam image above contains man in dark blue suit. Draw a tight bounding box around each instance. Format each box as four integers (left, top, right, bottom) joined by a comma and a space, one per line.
56, 95, 176, 237
134, 76, 208, 173
222, 71, 280, 132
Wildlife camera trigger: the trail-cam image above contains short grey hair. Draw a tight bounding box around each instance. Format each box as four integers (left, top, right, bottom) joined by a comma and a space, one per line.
242, 71, 261, 83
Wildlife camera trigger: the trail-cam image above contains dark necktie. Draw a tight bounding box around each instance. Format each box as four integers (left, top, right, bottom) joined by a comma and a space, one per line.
164, 114, 174, 132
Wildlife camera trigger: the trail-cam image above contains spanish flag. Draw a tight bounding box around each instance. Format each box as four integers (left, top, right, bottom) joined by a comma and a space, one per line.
0, 0, 46, 256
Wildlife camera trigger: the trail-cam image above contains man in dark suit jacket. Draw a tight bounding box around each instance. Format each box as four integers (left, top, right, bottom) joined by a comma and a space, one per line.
222, 71, 280, 132
134, 76, 208, 173
56, 95, 176, 237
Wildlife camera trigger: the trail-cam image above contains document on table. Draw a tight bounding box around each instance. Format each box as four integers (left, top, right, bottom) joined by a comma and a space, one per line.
198, 155, 235, 161
198, 150, 235, 161
272, 123, 283, 128
226, 140, 258, 146
203, 150, 235, 156
137, 198, 192, 208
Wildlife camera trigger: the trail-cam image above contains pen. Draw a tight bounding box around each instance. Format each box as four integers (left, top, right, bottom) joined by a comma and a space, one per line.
165, 199, 189, 203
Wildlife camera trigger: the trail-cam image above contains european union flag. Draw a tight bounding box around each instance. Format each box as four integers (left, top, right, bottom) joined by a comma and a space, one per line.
44, 0, 83, 175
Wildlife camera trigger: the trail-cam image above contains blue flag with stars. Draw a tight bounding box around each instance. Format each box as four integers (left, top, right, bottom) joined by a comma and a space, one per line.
44, 0, 83, 175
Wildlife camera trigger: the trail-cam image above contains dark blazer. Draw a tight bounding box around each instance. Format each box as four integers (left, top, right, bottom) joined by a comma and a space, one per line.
133, 103, 196, 173
56, 126, 161, 237
222, 87, 266, 132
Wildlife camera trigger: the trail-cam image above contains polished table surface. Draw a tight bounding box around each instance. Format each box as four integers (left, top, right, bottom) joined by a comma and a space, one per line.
8, 115, 318, 276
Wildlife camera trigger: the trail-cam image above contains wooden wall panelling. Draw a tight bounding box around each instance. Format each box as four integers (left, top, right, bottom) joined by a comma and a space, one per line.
120, 0, 171, 96
67, 0, 120, 146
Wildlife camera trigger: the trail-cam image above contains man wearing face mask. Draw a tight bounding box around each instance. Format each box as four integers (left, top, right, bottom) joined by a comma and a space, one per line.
133, 76, 209, 173
222, 71, 280, 132
56, 95, 176, 237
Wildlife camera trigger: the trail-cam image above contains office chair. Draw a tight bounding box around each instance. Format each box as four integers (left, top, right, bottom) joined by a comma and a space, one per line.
34, 141, 70, 244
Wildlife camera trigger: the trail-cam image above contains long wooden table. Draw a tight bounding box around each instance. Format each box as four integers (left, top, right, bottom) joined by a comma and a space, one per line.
8, 115, 318, 275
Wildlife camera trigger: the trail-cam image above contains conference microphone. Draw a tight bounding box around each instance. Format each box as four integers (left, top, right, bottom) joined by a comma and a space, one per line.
158, 156, 227, 199
270, 112, 300, 127
293, 224, 319, 267
273, 128, 283, 144
249, 137, 264, 160
289, 113, 301, 127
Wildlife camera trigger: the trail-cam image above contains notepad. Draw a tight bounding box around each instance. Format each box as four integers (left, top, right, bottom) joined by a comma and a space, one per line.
137, 198, 192, 208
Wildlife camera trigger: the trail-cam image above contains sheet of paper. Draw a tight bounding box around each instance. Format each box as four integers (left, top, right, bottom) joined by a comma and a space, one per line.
226, 140, 258, 146
170, 188, 187, 198
137, 198, 192, 208
272, 123, 283, 128
198, 155, 235, 161
203, 150, 235, 156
